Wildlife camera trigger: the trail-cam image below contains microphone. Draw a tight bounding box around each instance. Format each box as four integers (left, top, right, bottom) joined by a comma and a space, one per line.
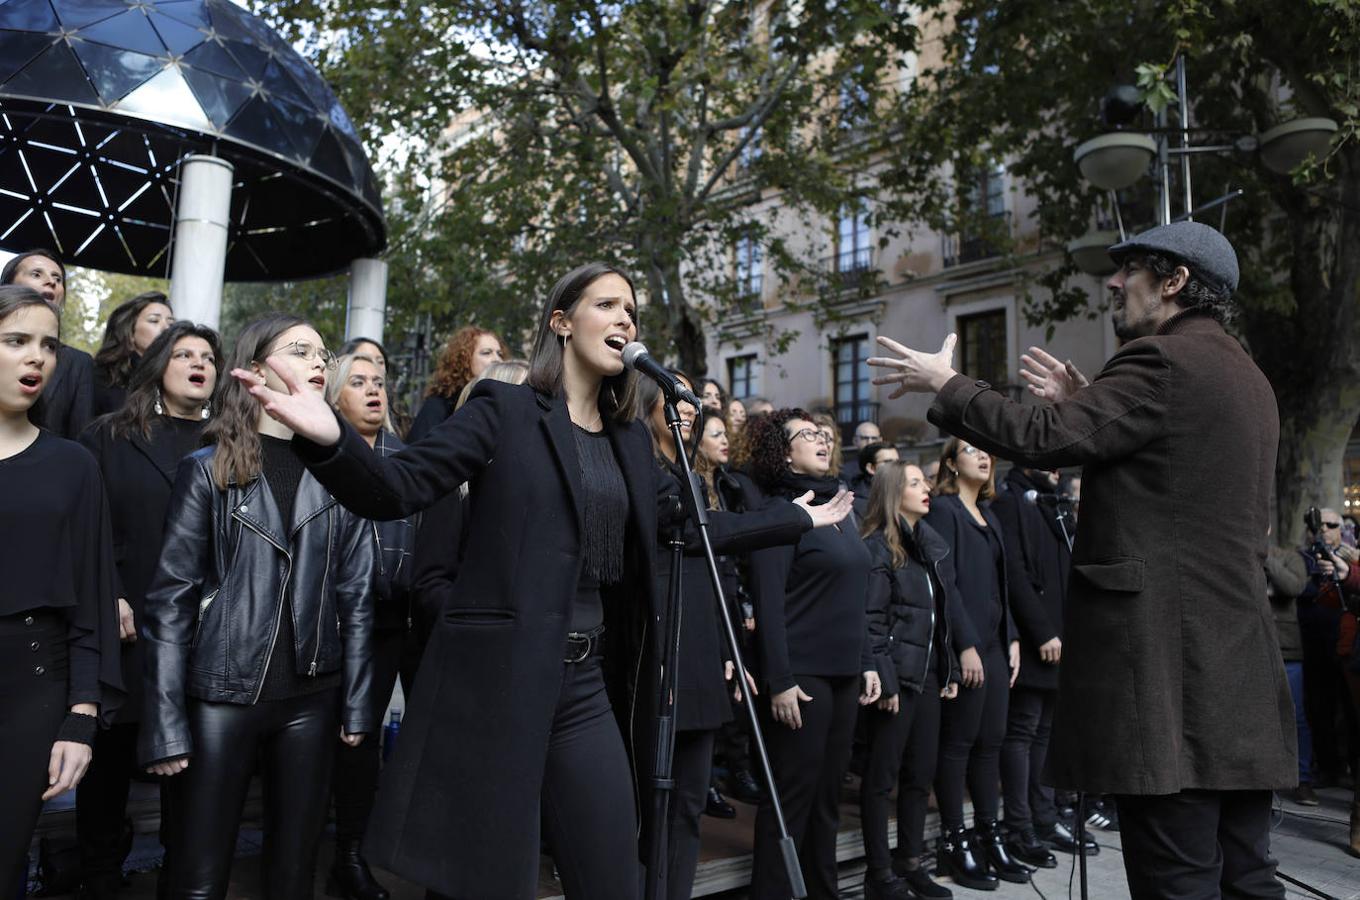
621, 342, 702, 408
1024, 489, 1075, 507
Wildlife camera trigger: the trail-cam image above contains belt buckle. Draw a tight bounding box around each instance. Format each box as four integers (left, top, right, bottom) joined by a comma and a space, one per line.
563, 633, 591, 664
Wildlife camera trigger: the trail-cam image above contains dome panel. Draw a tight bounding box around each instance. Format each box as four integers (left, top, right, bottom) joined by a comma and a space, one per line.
148, 12, 205, 55
222, 38, 269, 79
180, 39, 246, 80
5, 40, 99, 105
202, 0, 258, 44
49, 0, 123, 30
0, 31, 58, 83
114, 66, 210, 132
270, 98, 325, 162
157, 1, 210, 31
309, 126, 357, 187
260, 58, 312, 110
72, 40, 166, 106
77, 10, 168, 57
0, 1, 61, 34
180, 63, 252, 130
224, 94, 288, 160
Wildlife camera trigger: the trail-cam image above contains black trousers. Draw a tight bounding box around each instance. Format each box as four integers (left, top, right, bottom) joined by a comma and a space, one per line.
0, 612, 68, 891
165, 689, 340, 900
935, 644, 1008, 828
860, 673, 941, 876
1000, 685, 1056, 832
664, 729, 716, 900
751, 674, 859, 900
332, 625, 421, 844
715, 700, 753, 775
76, 721, 138, 890
1300, 626, 1359, 778
539, 654, 639, 900
1114, 790, 1283, 900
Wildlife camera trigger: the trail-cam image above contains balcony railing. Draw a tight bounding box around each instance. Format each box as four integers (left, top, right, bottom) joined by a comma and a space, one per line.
823, 246, 875, 287
942, 212, 1010, 268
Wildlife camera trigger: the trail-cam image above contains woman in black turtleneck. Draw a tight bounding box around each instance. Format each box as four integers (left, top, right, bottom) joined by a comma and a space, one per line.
91, 292, 175, 417
745, 408, 882, 900
77, 321, 220, 898
925, 437, 1026, 888
139, 315, 375, 897
858, 461, 965, 900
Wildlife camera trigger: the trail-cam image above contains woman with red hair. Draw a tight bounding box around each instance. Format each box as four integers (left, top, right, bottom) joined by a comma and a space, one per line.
409, 326, 507, 441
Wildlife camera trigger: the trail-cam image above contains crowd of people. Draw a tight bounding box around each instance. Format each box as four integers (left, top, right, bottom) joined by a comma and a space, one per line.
0, 233, 1356, 900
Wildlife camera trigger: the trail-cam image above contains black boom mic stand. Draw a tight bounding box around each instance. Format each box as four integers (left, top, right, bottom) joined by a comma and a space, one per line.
1050, 497, 1090, 900
646, 396, 808, 900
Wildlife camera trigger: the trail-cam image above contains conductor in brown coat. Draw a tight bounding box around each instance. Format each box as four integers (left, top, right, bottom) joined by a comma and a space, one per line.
868, 221, 1295, 899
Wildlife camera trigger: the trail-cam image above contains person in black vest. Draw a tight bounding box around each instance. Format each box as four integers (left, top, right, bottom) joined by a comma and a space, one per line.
925, 437, 1028, 888
76, 321, 220, 898
91, 292, 175, 417
744, 408, 882, 900
1, 249, 93, 438
0, 286, 123, 892
140, 315, 375, 898
230, 264, 848, 899
324, 352, 421, 900
408, 326, 506, 441
992, 465, 1100, 866
858, 461, 963, 900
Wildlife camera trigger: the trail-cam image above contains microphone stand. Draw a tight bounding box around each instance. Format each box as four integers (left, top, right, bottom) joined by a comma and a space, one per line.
1052, 501, 1090, 900
645, 396, 807, 900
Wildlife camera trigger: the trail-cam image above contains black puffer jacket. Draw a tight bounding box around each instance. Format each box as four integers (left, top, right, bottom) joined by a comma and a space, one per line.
139, 446, 376, 766
865, 519, 965, 695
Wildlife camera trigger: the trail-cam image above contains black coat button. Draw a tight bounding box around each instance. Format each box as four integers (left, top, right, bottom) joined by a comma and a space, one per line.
30, 641, 39, 651
34, 666, 45, 676
24, 616, 34, 626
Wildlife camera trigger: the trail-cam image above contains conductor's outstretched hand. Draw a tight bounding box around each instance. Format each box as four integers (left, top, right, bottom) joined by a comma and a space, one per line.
793, 487, 855, 528
1019, 346, 1090, 403
231, 357, 341, 446
867, 334, 959, 397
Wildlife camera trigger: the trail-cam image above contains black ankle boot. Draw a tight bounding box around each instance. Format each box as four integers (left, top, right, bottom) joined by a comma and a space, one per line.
892, 857, 954, 899
326, 839, 390, 900
936, 826, 997, 891
975, 820, 1031, 884
1005, 825, 1058, 869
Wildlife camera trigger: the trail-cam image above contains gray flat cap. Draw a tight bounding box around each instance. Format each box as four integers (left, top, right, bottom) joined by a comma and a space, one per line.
1108, 221, 1239, 294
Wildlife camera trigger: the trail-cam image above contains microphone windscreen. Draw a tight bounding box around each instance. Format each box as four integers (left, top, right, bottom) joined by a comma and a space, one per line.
621, 342, 648, 369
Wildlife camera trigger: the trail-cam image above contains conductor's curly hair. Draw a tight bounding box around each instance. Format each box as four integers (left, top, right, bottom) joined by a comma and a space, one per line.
744, 407, 812, 493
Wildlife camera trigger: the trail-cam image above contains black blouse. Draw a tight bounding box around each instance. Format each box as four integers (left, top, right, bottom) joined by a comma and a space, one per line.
0, 431, 123, 719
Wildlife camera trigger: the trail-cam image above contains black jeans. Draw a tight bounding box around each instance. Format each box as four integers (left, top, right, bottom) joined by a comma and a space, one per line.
0, 612, 68, 891
751, 674, 859, 900
332, 625, 422, 844
935, 644, 1008, 828
539, 654, 639, 900
860, 672, 941, 875
665, 729, 716, 900
76, 721, 140, 891
1001, 686, 1056, 831
165, 689, 340, 900
1114, 790, 1283, 900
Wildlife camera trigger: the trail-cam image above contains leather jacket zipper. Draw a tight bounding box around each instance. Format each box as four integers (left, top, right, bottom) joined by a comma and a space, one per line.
235, 512, 294, 705
309, 512, 333, 676
929, 558, 956, 686
921, 564, 936, 686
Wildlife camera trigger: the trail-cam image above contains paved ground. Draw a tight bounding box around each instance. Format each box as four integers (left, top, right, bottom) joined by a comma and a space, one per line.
29, 787, 1359, 898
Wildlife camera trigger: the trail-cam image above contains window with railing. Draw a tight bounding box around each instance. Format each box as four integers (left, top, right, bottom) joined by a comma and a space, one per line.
832, 334, 876, 440
943, 162, 1008, 267
825, 202, 873, 284
957, 309, 1009, 389
728, 354, 757, 399
734, 234, 763, 303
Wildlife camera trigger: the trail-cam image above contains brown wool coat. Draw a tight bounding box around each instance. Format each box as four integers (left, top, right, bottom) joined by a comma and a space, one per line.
928, 309, 1296, 795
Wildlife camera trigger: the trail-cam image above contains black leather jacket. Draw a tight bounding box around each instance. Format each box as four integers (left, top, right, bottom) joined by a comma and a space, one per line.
864, 518, 965, 695
139, 446, 376, 767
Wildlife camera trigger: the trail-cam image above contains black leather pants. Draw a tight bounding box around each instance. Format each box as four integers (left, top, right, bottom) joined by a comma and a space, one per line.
165, 689, 339, 899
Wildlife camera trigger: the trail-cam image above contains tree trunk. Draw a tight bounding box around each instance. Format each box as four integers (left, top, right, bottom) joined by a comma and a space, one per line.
643, 250, 709, 378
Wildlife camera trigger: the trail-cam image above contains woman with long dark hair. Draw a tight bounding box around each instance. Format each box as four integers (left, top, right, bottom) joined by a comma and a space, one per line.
91, 292, 175, 416
76, 321, 220, 897
743, 408, 882, 900
408, 325, 507, 441
858, 461, 964, 900
231, 263, 847, 899
139, 314, 375, 898
1, 249, 93, 438
925, 437, 1026, 888
0, 286, 123, 890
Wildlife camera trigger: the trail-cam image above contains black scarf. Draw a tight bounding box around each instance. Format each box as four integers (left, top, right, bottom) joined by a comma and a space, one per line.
772, 470, 842, 504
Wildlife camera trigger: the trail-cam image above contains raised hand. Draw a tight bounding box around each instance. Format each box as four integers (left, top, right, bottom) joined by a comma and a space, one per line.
793, 488, 854, 528
230, 356, 341, 446
867, 334, 959, 398
1018, 346, 1090, 403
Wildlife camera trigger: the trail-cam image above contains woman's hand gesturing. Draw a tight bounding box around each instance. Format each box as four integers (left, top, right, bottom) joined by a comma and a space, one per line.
793, 488, 854, 528
230, 357, 341, 446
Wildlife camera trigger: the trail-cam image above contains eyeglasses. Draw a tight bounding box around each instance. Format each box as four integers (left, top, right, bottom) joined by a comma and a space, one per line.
272, 340, 337, 370
791, 428, 830, 445
958, 445, 985, 456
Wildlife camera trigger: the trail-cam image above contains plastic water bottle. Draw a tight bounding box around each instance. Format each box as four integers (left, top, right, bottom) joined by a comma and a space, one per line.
382, 709, 401, 763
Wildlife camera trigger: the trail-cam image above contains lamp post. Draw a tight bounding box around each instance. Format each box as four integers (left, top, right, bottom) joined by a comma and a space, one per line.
1067, 55, 1338, 275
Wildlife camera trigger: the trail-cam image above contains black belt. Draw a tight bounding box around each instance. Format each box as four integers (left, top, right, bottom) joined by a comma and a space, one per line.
563, 624, 605, 663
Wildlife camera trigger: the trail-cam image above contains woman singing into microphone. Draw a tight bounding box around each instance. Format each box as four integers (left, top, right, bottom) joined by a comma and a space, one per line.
232, 262, 850, 900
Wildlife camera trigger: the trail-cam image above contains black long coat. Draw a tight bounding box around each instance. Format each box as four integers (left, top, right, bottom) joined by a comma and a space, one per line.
928, 309, 1295, 795
292, 382, 807, 898
991, 468, 1070, 691
923, 493, 1012, 654
37, 344, 94, 439
79, 417, 205, 723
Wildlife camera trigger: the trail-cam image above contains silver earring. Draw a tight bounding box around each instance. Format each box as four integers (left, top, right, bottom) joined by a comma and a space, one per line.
200, 402, 210, 420
154, 389, 163, 416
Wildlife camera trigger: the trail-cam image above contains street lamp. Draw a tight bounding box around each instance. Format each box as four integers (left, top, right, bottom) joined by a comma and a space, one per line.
1067, 55, 1338, 276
